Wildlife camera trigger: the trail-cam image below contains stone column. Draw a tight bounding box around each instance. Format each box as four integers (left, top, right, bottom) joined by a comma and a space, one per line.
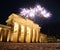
17, 25, 21, 42
36, 30, 39, 43
0, 27, 2, 41
30, 28, 33, 43
1, 28, 8, 42
11, 22, 19, 42
19, 25, 25, 43
7, 30, 11, 42
32, 29, 36, 43
26, 27, 32, 43
24, 26, 26, 43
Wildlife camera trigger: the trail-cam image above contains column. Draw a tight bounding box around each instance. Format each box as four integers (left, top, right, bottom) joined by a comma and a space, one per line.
24, 26, 26, 43
32, 29, 36, 43
19, 25, 25, 42
30, 28, 33, 43
0, 27, 2, 41
36, 30, 39, 43
26, 27, 32, 43
2, 28, 9, 42
11, 22, 19, 42
7, 30, 11, 42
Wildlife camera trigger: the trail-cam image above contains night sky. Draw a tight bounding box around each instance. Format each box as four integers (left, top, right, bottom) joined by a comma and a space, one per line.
0, 0, 60, 38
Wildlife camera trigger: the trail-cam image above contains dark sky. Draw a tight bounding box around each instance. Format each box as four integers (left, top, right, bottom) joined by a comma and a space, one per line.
0, 0, 60, 38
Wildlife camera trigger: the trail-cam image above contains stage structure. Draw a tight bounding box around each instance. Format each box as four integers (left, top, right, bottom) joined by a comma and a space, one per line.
0, 13, 47, 43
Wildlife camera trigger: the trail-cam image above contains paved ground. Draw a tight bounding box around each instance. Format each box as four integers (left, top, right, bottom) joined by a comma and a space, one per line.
0, 42, 60, 50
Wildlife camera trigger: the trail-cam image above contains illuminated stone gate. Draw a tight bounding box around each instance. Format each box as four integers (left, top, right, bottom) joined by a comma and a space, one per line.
0, 13, 59, 50
0, 13, 48, 43
6, 13, 41, 43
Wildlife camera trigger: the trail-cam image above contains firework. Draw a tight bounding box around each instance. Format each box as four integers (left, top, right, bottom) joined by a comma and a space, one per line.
20, 4, 51, 18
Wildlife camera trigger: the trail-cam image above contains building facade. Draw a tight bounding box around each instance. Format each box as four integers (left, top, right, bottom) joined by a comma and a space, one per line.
0, 13, 47, 43
0, 24, 11, 42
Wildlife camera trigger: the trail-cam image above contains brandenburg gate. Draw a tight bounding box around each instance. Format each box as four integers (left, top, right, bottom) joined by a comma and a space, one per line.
6, 13, 41, 43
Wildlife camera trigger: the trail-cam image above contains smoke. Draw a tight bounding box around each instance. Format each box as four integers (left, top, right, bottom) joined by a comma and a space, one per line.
19, 4, 51, 19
